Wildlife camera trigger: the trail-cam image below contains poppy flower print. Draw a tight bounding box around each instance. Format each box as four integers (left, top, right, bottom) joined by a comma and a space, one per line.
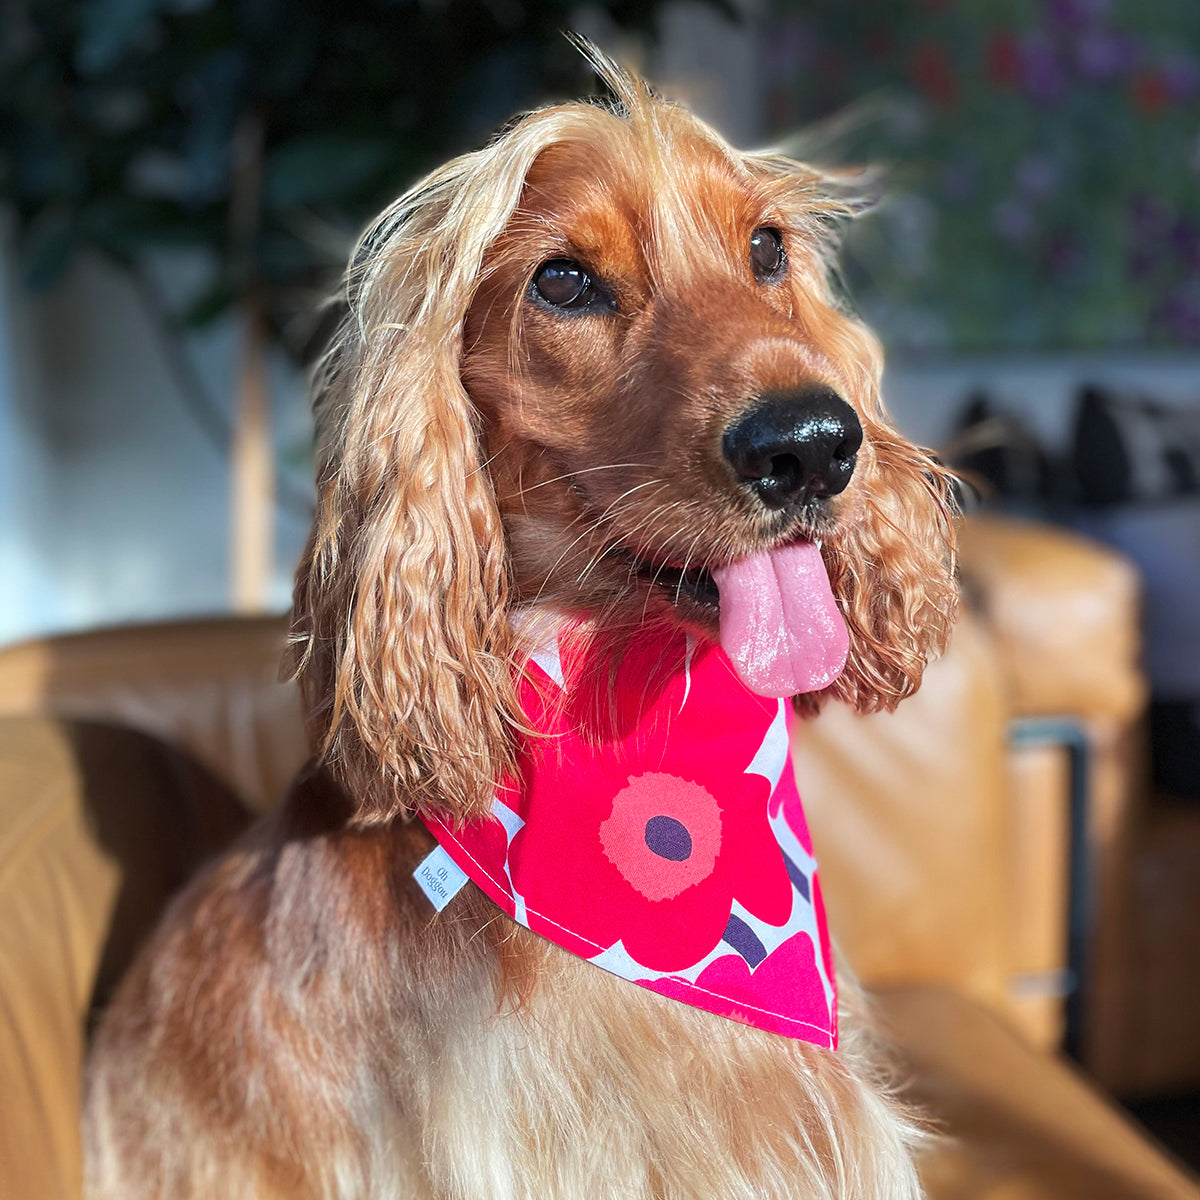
599, 773, 722, 902
420, 620, 837, 1049
643, 930, 835, 1044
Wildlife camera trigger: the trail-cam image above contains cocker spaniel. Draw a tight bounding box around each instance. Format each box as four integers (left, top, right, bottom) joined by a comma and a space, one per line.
85, 46, 958, 1200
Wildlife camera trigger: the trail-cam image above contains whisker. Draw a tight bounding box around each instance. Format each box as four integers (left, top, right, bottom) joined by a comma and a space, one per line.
671, 525, 711, 606
638, 518, 695, 624
526, 479, 670, 608
514, 462, 654, 497
573, 496, 690, 587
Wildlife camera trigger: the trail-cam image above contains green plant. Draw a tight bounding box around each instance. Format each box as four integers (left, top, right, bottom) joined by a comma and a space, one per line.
0, 1, 700, 597
1, 0, 679, 351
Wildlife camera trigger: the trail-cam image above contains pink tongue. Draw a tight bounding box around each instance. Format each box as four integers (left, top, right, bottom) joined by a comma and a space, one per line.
712, 542, 849, 698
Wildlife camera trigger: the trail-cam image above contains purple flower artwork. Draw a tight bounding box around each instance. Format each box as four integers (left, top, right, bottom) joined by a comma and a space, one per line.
766, 0, 1200, 347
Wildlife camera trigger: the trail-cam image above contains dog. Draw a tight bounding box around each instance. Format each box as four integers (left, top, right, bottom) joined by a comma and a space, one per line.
84, 47, 958, 1199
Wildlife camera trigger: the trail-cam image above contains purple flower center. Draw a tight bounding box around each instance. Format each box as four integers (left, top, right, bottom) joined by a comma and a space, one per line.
644, 815, 693, 861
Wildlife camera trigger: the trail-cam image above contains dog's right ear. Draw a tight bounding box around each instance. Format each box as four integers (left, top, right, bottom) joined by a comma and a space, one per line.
289, 312, 520, 826
288, 161, 538, 826
287, 71, 663, 825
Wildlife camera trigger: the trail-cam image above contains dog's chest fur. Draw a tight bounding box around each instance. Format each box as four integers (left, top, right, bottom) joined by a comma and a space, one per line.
85, 777, 922, 1200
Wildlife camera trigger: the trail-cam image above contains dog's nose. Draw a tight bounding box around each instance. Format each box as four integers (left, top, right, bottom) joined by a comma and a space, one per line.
722, 386, 863, 510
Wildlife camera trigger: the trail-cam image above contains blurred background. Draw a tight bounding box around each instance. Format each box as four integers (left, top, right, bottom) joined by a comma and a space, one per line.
1, 0, 1199, 1192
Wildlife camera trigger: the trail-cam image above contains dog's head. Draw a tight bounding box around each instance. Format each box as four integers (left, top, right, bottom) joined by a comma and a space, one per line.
291, 49, 959, 824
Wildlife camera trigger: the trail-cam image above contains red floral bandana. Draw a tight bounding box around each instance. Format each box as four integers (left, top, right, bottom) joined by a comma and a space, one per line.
416, 621, 837, 1049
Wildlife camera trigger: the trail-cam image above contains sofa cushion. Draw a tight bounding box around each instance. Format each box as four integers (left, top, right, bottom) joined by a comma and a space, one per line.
958, 516, 1145, 726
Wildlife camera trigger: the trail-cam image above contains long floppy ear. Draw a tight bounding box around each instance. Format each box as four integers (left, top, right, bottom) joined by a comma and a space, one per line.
287, 49, 663, 823
815, 422, 960, 715
288, 131, 567, 825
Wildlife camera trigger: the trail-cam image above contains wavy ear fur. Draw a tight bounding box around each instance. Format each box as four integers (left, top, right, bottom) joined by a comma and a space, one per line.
816, 426, 960, 715
288, 115, 598, 824
791, 315, 959, 718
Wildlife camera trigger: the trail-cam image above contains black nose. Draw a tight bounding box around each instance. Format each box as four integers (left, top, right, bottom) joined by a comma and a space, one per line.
722, 386, 863, 510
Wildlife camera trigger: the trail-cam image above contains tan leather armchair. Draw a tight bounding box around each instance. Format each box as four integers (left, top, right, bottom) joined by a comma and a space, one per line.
0, 516, 1195, 1199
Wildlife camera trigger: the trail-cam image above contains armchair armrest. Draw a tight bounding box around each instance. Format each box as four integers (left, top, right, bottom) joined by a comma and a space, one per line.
0, 717, 250, 1199
958, 515, 1146, 726
960, 515, 1152, 1076
0, 617, 305, 813
879, 986, 1199, 1199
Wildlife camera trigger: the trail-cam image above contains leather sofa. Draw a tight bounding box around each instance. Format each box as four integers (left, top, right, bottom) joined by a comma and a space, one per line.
0, 516, 1195, 1199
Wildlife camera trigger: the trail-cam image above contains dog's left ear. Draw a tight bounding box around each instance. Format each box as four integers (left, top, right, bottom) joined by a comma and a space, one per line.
812, 425, 960, 716
288, 164, 533, 825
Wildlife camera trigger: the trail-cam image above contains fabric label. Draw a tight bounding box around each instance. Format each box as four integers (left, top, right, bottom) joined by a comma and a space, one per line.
414, 844, 469, 912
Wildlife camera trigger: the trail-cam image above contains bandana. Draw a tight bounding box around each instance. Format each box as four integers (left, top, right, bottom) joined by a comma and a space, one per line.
415, 621, 837, 1049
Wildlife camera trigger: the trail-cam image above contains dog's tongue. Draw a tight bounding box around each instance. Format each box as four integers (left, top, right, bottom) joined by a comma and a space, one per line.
712, 541, 849, 698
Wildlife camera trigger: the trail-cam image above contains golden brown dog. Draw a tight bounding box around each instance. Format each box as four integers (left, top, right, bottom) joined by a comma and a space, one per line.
84, 48, 958, 1199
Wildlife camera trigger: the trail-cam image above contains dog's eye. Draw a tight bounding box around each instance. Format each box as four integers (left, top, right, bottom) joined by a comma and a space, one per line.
532, 259, 611, 311
750, 227, 786, 282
